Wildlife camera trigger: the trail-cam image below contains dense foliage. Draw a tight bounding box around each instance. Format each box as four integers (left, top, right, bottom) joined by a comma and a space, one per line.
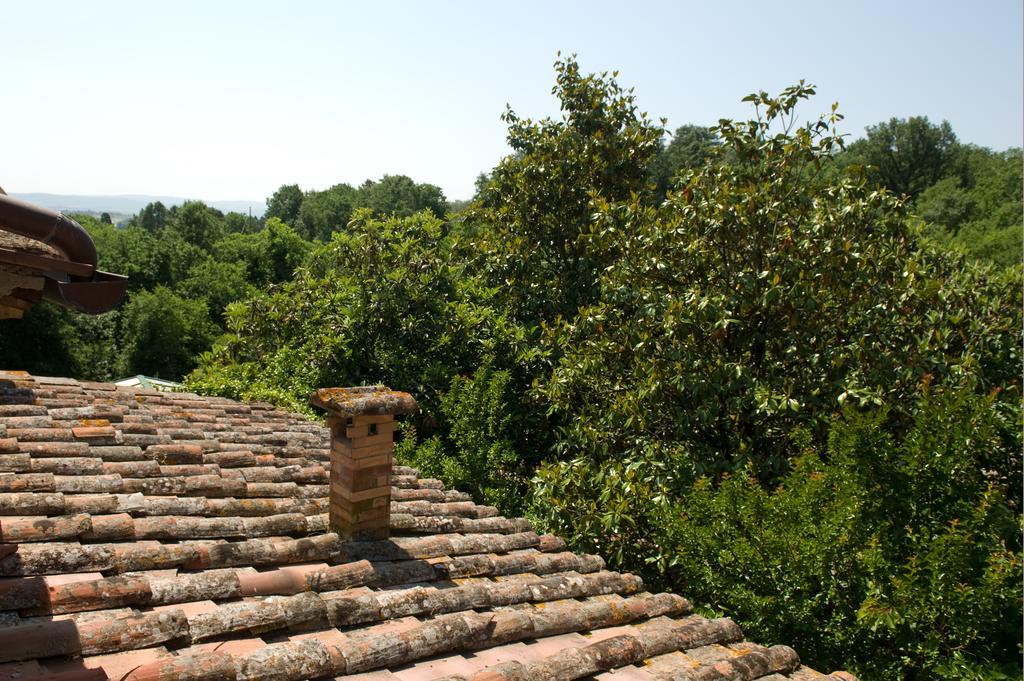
665, 390, 1020, 679
528, 86, 1021, 679
915, 146, 1023, 267
834, 116, 1023, 266
2, 57, 1020, 679
275, 174, 448, 242
844, 116, 960, 199
0, 176, 447, 381
536, 85, 1020, 483
191, 210, 517, 407
647, 123, 721, 200
473, 57, 664, 324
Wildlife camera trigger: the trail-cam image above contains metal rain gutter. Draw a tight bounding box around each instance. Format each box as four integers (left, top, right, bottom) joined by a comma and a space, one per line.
0, 193, 128, 313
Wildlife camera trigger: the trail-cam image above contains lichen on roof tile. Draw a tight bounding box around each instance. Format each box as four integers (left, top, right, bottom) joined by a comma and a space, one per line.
310, 386, 418, 417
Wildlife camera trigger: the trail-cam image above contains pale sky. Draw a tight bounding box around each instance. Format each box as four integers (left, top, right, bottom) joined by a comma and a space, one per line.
3, 0, 1021, 203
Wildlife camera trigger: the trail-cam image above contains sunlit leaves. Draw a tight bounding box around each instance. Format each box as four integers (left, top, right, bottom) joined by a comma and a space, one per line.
472, 55, 664, 326
537, 84, 1021, 486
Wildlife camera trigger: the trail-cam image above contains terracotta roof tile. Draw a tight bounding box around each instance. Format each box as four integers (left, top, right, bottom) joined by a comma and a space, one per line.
68, 648, 172, 681
0, 372, 856, 680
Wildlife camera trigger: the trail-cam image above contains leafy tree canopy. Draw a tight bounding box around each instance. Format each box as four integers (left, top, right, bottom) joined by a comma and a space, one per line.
296, 183, 358, 242
117, 286, 219, 379
189, 209, 522, 415
915, 146, 1022, 266
538, 86, 1020, 483
843, 115, 959, 199
136, 200, 169, 232
179, 259, 253, 325
357, 174, 448, 218
648, 123, 721, 200
472, 55, 664, 325
169, 200, 226, 251
265, 184, 304, 226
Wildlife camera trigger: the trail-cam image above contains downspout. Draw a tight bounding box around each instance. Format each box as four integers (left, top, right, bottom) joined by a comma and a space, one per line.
0, 193, 99, 267
0, 193, 128, 313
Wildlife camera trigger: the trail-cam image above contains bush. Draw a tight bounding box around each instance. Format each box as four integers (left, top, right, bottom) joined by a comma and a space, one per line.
396, 360, 523, 509
662, 389, 1021, 679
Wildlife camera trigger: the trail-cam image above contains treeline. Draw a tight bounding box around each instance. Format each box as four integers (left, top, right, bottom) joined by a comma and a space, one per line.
0, 175, 448, 381
844, 118, 1021, 266
0, 59, 1020, 679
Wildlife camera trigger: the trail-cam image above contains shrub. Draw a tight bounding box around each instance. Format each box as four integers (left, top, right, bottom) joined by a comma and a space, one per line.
396, 359, 523, 509
662, 389, 1021, 678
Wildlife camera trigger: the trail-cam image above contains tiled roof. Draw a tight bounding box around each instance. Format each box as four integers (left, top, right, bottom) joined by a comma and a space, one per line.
0, 371, 857, 681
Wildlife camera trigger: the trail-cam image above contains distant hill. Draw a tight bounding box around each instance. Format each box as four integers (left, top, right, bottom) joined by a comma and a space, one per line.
10, 193, 266, 218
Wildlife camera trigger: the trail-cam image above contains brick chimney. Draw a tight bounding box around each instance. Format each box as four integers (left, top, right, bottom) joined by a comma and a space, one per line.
310, 386, 417, 541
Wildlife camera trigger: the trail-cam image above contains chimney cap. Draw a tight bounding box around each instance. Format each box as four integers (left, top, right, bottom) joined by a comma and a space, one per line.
310, 385, 418, 417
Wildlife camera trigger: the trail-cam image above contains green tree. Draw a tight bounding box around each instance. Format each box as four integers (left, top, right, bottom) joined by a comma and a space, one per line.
532, 85, 1021, 577
0, 305, 80, 378
844, 116, 960, 198
955, 221, 1023, 267
916, 176, 975, 232
296, 183, 358, 241
473, 55, 664, 325
136, 201, 169, 232
180, 259, 253, 325
262, 216, 312, 283
223, 211, 256, 235
446, 198, 472, 215
266, 184, 304, 226
0, 303, 121, 382
648, 124, 721, 200
472, 172, 491, 201
68, 311, 121, 380
118, 286, 219, 379
88, 223, 159, 291
168, 200, 225, 251
189, 210, 517, 415
915, 146, 1022, 266
213, 217, 312, 286
357, 175, 448, 218
87, 221, 204, 292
